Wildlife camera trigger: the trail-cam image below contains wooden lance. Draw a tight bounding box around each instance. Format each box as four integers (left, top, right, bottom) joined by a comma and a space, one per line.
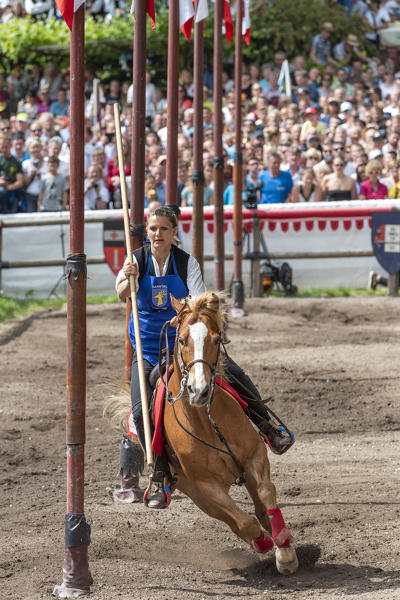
114, 103, 153, 466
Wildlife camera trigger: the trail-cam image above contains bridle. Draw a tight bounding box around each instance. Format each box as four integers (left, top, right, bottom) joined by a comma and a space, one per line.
158, 309, 246, 485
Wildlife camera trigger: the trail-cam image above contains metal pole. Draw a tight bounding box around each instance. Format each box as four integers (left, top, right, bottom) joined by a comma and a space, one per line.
54, 5, 92, 597
232, 0, 244, 315
251, 211, 261, 297
213, 0, 225, 291
166, 0, 179, 207
125, 0, 147, 382
192, 0, 205, 273
388, 272, 399, 296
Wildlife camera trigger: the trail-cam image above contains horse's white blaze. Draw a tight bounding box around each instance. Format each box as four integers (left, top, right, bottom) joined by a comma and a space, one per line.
188, 321, 208, 392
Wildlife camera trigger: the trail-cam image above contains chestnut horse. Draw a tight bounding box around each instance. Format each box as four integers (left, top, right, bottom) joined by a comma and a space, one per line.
110, 292, 298, 574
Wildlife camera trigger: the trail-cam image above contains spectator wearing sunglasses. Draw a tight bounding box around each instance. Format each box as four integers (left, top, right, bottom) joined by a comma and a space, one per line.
359, 159, 388, 199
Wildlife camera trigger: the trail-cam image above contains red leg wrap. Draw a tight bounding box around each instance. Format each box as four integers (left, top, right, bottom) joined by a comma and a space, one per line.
267, 507, 292, 548
252, 531, 274, 554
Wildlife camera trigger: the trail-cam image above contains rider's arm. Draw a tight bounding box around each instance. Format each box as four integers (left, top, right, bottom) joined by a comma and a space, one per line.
116, 255, 140, 300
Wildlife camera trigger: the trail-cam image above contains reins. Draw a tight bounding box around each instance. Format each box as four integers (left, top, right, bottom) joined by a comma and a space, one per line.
159, 313, 246, 485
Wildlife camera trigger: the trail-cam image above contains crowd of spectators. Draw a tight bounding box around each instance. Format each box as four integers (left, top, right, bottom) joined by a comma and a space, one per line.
2, 0, 400, 213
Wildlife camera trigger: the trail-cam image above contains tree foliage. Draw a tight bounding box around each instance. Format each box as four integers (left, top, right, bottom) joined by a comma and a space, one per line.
0, 1, 370, 85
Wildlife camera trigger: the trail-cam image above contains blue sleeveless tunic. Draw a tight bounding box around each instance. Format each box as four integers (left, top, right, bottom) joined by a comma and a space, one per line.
128, 250, 188, 365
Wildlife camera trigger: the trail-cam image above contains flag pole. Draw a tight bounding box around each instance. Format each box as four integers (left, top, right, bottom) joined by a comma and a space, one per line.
192, 0, 204, 274
213, 0, 225, 291
166, 0, 179, 207
53, 4, 92, 597
232, 0, 245, 316
124, 0, 147, 383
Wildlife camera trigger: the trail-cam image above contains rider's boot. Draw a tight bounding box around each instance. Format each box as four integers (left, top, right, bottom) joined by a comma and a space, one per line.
145, 452, 174, 509
247, 406, 294, 455
112, 437, 145, 503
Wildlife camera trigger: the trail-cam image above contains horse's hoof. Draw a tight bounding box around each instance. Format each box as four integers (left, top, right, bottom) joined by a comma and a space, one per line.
275, 547, 299, 575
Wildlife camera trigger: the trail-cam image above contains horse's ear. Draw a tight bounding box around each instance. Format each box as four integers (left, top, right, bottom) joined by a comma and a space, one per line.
209, 292, 220, 311
170, 294, 184, 313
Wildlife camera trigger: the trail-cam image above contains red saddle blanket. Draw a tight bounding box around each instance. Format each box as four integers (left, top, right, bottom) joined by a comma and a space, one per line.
151, 375, 248, 456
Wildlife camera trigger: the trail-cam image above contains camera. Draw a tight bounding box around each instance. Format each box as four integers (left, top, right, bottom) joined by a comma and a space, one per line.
260, 261, 297, 296
243, 181, 263, 209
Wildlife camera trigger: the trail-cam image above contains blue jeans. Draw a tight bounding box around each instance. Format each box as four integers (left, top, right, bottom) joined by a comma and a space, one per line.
0, 188, 8, 213
25, 193, 39, 212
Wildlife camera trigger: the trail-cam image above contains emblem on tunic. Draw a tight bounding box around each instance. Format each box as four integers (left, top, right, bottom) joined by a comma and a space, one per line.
152, 285, 168, 308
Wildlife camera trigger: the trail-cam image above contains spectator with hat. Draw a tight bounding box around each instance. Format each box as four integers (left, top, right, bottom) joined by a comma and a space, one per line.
14, 112, 30, 139
310, 22, 336, 66
321, 97, 340, 125
300, 106, 326, 143
333, 34, 368, 65
339, 101, 354, 122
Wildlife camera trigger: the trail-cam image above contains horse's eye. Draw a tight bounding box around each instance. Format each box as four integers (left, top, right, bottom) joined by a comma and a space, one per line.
213, 335, 221, 346
178, 337, 185, 346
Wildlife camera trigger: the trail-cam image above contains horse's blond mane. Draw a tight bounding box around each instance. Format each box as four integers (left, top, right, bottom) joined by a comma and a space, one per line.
180, 291, 225, 332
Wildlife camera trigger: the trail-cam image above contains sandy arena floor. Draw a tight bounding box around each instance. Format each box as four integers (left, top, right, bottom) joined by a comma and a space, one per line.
0, 296, 399, 599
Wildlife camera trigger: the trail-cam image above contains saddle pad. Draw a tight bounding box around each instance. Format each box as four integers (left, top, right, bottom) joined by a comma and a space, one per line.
151, 375, 249, 457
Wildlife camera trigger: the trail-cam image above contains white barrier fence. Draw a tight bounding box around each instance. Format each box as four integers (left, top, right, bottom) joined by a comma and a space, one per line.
1, 200, 398, 298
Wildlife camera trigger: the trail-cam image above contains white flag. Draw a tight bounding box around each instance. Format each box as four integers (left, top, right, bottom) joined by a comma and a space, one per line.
195, 0, 208, 23
180, 0, 194, 40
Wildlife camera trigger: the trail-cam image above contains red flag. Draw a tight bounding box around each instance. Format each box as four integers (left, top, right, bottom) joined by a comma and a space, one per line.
130, 0, 156, 31
147, 0, 156, 30
55, 0, 85, 30
180, 0, 194, 41
242, 0, 251, 46
223, 0, 233, 45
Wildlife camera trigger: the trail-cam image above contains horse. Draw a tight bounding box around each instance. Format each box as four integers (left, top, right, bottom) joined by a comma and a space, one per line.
107, 291, 298, 575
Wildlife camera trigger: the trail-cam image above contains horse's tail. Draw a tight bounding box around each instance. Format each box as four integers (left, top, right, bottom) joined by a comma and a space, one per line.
103, 379, 131, 436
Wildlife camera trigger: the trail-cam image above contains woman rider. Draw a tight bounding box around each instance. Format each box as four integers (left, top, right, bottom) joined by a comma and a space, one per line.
116, 206, 292, 509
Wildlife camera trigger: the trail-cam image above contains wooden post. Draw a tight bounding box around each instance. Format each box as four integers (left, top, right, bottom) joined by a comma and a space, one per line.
213, 0, 225, 291
232, 0, 244, 314
166, 0, 179, 207
192, 0, 204, 273
54, 5, 92, 597
125, 0, 147, 382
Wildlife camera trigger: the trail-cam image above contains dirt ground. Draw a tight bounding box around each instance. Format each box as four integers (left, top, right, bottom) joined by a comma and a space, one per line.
1, 296, 400, 600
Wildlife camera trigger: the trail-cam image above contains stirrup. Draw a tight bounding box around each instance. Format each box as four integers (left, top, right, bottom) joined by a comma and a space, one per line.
143, 474, 171, 509
262, 419, 295, 456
